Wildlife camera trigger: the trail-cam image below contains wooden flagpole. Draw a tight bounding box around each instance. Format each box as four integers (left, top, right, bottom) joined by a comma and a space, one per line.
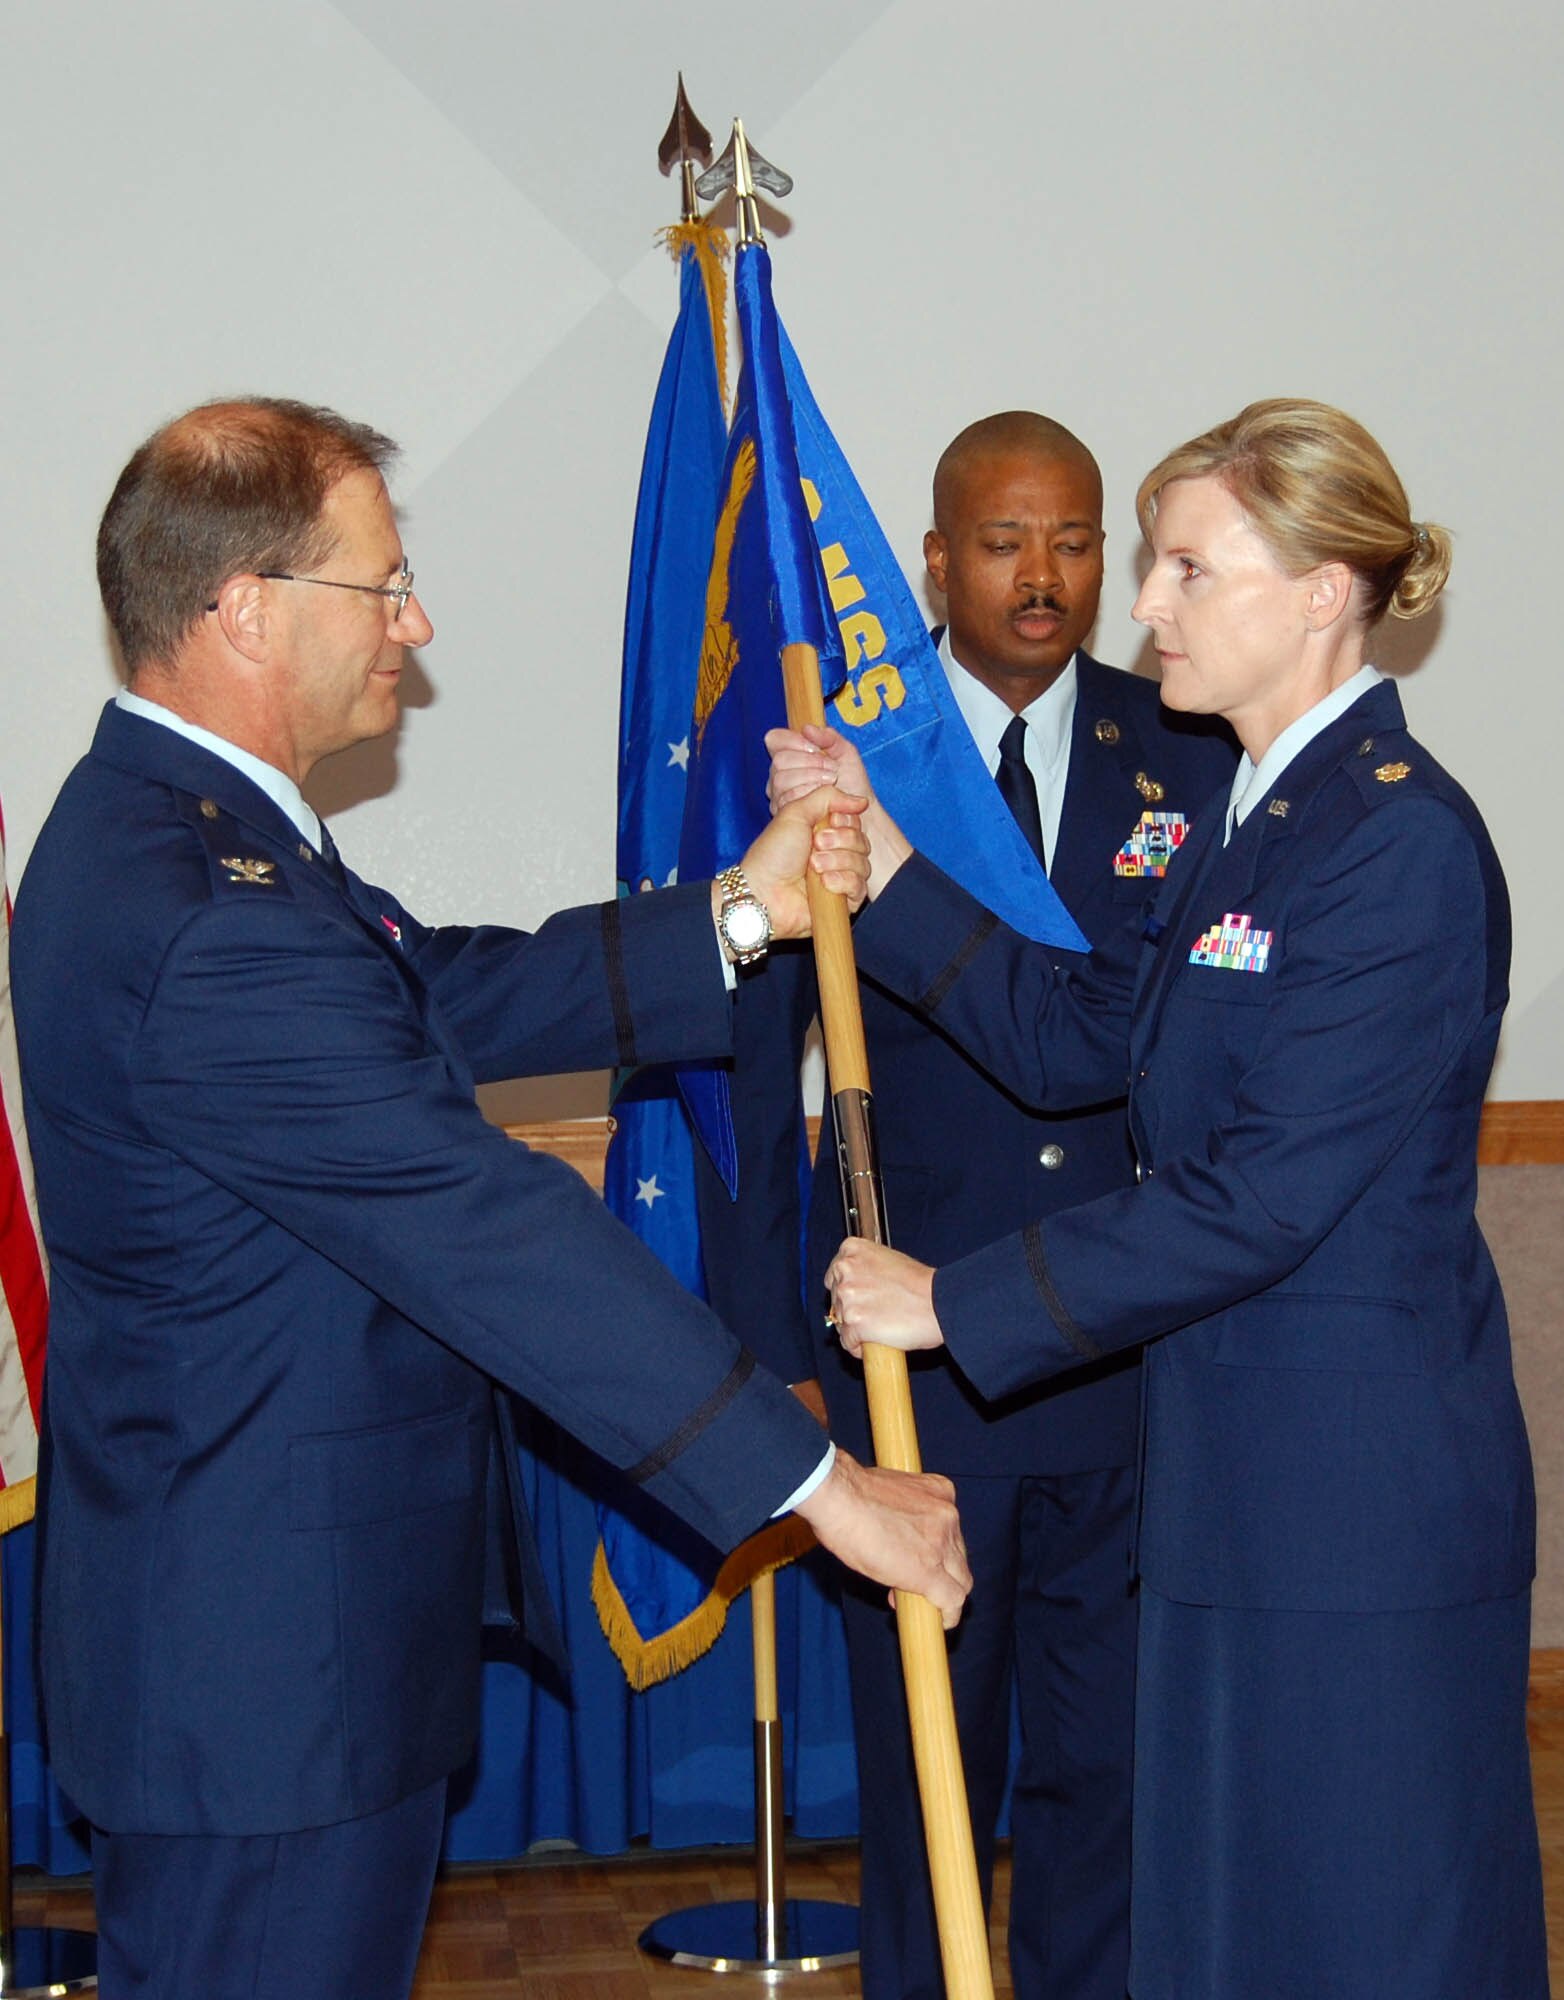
781, 641, 994, 2000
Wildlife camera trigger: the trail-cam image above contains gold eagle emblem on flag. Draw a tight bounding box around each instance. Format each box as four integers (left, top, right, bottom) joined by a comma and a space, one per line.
693, 438, 758, 746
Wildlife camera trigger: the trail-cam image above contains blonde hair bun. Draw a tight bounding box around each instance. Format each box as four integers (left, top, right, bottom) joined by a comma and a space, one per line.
1137, 399, 1450, 628
1391, 522, 1453, 620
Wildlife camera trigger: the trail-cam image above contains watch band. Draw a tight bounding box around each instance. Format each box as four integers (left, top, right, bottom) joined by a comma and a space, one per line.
716, 864, 772, 966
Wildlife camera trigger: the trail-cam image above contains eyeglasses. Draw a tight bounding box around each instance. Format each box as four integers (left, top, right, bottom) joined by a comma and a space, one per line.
258, 559, 415, 618
205, 560, 415, 618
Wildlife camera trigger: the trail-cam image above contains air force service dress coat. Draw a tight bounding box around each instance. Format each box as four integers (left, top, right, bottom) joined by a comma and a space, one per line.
698, 653, 1234, 2000
847, 678, 1545, 1998
708, 654, 1237, 1474
11, 702, 828, 1840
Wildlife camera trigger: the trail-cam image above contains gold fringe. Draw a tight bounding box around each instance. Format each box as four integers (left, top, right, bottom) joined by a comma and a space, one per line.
0, 1475, 36, 1536
657, 218, 732, 418
592, 1515, 818, 1692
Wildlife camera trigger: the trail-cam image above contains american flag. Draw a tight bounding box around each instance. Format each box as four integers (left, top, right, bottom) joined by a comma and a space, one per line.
0, 800, 45, 1530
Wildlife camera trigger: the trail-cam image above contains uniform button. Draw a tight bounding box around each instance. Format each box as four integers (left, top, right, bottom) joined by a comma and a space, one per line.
199, 798, 218, 820
1038, 1143, 1065, 1170
1135, 1159, 1144, 1184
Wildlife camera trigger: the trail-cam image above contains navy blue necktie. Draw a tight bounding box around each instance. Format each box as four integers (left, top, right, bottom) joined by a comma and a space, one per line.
996, 713, 1046, 870
318, 822, 348, 885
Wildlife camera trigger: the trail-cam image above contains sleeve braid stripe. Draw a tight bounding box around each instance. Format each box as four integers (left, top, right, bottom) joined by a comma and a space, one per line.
1021, 1220, 1102, 1363
599, 901, 639, 1070
623, 1350, 757, 1486
918, 910, 999, 1015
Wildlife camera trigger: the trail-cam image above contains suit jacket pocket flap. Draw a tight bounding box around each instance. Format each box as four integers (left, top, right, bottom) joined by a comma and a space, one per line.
1209, 1296, 1423, 1375
290, 1406, 475, 1530
1177, 960, 1272, 1005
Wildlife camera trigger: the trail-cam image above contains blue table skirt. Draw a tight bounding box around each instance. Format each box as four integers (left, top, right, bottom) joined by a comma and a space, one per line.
2, 1407, 876, 1872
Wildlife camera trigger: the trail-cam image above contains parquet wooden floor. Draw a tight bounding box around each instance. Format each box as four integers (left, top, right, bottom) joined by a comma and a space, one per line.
16, 1663, 1564, 1994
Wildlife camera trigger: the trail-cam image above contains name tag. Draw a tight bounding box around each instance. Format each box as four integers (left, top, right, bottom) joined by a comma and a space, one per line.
1189, 913, 1272, 973
1114, 811, 1189, 877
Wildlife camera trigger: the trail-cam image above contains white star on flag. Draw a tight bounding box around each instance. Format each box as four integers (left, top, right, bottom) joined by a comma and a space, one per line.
635, 1175, 666, 1209
667, 739, 690, 770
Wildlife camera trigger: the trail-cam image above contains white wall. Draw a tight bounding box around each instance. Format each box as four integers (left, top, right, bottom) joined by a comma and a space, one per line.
6, 0, 1561, 1107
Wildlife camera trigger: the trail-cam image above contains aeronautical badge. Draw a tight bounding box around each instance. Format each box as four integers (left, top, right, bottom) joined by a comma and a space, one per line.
1114, 810, 1189, 877
1189, 912, 1272, 973
220, 857, 276, 885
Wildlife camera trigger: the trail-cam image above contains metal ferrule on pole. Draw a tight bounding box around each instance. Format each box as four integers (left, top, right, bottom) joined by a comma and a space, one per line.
831, 1088, 889, 1247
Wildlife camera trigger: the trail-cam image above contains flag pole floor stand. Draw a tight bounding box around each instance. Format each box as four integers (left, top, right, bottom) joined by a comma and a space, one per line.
638, 1897, 858, 1980
0, 1925, 97, 1996
636, 1715, 858, 1979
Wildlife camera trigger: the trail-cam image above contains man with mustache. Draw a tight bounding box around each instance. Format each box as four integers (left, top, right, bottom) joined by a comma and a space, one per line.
703, 412, 1235, 1998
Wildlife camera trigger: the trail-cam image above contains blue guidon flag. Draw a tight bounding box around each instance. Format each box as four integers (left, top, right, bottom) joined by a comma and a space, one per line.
774, 321, 1087, 954
675, 238, 850, 1194
592, 225, 815, 1687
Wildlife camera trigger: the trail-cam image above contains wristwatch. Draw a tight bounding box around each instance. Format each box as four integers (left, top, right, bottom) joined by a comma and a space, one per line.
715, 864, 773, 966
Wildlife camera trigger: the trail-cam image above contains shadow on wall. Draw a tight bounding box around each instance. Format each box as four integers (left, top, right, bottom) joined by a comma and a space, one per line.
306, 650, 437, 819
94, 627, 445, 821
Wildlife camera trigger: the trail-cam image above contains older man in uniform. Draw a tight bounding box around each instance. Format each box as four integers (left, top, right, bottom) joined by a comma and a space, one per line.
10, 397, 970, 2000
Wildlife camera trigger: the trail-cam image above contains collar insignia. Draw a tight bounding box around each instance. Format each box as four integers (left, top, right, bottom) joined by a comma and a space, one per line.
221, 857, 276, 885
1267, 798, 1290, 818
1094, 718, 1121, 745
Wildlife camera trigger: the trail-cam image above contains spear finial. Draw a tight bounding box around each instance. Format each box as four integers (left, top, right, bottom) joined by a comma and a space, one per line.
658, 73, 714, 223
696, 119, 792, 245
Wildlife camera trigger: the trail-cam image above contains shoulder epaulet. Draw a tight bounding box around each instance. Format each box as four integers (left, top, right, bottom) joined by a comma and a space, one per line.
1340, 729, 1430, 809
174, 790, 298, 903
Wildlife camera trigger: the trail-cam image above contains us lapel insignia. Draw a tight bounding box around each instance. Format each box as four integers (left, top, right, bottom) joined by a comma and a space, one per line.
220, 857, 276, 885
1114, 810, 1189, 877
1267, 797, 1290, 818
1134, 770, 1166, 803
1375, 761, 1412, 784
1094, 718, 1121, 745
1189, 912, 1273, 973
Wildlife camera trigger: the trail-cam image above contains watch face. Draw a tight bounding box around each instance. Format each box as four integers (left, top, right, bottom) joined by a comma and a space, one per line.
723, 898, 769, 952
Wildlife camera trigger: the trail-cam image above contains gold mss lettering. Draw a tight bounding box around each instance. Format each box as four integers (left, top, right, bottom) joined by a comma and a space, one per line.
820, 542, 866, 613
840, 610, 886, 668
833, 662, 907, 728
801, 476, 908, 725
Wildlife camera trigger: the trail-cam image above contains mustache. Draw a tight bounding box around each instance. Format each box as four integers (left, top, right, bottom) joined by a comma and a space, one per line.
1016, 593, 1066, 617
